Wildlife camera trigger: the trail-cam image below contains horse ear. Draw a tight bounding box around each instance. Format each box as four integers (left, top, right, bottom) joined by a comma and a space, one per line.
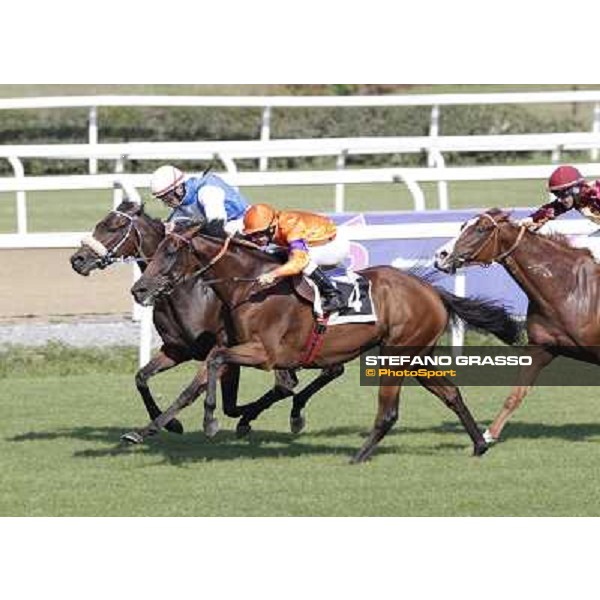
488, 207, 512, 222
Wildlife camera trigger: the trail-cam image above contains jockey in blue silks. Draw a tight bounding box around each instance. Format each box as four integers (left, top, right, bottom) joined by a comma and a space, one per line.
150, 165, 249, 235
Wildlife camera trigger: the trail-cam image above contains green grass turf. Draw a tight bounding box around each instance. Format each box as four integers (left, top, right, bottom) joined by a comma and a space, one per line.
0, 180, 549, 233
1, 346, 599, 516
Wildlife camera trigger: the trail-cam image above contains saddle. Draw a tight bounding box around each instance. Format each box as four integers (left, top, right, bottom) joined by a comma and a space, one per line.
292, 267, 377, 325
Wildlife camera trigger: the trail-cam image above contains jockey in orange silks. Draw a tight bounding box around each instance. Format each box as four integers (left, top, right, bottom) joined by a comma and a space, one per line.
243, 204, 350, 313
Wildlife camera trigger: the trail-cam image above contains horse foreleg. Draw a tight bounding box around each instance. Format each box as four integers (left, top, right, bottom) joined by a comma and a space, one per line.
485, 347, 555, 443
290, 364, 345, 434
122, 364, 207, 444
352, 378, 403, 464
135, 350, 187, 435
417, 374, 488, 456
205, 342, 270, 438
233, 370, 299, 438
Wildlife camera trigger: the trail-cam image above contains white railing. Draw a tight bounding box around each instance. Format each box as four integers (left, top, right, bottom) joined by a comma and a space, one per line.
4, 163, 600, 235
2, 91, 600, 172
2, 131, 600, 226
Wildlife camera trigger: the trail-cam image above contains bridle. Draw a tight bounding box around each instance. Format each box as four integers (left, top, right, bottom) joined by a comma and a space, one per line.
81, 210, 150, 269
461, 212, 526, 266
165, 232, 258, 290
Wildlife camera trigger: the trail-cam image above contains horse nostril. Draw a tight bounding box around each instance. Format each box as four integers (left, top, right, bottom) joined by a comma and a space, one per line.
438, 251, 448, 260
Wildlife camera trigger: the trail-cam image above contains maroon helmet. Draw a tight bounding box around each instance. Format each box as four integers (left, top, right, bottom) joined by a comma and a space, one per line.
548, 166, 584, 192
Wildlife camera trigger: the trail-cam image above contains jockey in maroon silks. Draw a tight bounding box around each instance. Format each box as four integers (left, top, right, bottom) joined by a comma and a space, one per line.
520, 165, 600, 231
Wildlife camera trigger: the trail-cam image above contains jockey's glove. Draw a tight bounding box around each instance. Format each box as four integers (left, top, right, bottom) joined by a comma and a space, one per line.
203, 219, 226, 237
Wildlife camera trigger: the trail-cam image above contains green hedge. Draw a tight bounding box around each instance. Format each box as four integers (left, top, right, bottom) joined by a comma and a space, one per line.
0, 102, 582, 176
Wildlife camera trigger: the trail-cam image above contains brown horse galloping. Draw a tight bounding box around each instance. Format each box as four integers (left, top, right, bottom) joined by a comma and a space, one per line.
435, 208, 600, 442
131, 224, 519, 463
70, 201, 344, 442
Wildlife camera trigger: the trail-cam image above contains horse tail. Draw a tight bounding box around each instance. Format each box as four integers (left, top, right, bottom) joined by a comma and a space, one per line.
434, 287, 522, 346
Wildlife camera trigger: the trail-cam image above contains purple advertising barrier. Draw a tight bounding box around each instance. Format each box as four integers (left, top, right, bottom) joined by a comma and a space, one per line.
330, 209, 588, 317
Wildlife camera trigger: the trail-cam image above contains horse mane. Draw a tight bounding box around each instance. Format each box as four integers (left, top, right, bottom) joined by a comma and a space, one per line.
481, 207, 595, 260
484, 207, 595, 260
539, 231, 594, 259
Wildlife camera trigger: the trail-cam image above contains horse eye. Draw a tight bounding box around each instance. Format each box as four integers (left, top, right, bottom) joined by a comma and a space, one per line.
476, 226, 487, 234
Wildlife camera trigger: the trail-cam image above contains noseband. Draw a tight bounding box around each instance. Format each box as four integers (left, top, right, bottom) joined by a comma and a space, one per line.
81, 210, 149, 268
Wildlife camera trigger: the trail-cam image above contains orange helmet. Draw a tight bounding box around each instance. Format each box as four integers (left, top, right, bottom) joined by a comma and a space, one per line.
548, 165, 584, 192
243, 204, 277, 235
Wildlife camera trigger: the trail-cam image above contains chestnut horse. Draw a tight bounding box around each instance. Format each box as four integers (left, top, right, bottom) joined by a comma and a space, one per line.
70, 201, 344, 442
435, 208, 600, 442
131, 224, 520, 463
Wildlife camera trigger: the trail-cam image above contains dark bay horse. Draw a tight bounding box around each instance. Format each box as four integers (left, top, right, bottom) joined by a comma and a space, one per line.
69, 201, 344, 441
435, 207, 600, 442
131, 224, 520, 463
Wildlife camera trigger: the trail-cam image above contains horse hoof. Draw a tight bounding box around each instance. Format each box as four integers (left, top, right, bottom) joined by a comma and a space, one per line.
473, 442, 489, 457
204, 419, 219, 438
121, 431, 144, 445
290, 415, 306, 435
482, 429, 497, 444
236, 422, 252, 438
165, 418, 184, 435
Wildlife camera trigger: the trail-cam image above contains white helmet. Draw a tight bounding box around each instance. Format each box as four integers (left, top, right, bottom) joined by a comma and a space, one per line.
150, 165, 185, 198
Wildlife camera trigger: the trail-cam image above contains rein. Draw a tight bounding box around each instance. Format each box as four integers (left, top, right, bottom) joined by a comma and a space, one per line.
477, 213, 526, 264
168, 232, 258, 288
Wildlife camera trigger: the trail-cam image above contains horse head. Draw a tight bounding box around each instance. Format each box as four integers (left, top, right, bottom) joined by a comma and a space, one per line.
434, 208, 521, 274
70, 201, 164, 276
131, 219, 207, 306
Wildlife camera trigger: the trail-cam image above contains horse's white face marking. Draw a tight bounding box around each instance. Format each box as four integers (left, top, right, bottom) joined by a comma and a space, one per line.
434, 218, 478, 269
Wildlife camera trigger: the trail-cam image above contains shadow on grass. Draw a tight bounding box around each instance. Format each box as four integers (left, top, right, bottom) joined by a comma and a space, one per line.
401, 421, 600, 443
6, 424, 471, 465
8, 419, 599, 466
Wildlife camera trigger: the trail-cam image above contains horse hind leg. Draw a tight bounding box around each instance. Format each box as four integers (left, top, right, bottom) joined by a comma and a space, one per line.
290, 364, 345, 434
351, 379, 402, 464
416, 374, 487, 456
485, 347, 555, 442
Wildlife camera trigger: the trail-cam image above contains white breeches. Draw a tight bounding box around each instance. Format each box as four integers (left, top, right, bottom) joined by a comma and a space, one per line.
303, 231, 350, 274
570, 229, 600, 262
224, 218, 245, 235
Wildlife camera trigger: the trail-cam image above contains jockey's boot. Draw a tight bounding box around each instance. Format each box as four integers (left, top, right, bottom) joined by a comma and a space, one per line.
308, 267, 344, 313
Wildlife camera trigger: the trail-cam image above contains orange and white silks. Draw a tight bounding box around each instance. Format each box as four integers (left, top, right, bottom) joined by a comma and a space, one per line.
269, 210, 347, 278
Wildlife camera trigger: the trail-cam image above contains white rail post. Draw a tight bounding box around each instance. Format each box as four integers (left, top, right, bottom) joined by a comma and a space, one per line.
592, 103, 600, 161
335, 151, 347, 212
88, 106, 98, 175
259, 105, 272, 172
451, 272, 466, 354
7, 157, 27, 234
217, 153, 239, 178
134, 263, 154, 367
392, 172, 426, 211
132, 255, 153, 366
113, 156, 125, 208
430, 149, 449, 210
551, 145, 562, 164
428, 104, 440, 168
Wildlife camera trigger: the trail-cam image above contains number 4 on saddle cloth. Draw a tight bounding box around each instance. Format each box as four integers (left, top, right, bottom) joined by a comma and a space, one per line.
294, 266, 377, 325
